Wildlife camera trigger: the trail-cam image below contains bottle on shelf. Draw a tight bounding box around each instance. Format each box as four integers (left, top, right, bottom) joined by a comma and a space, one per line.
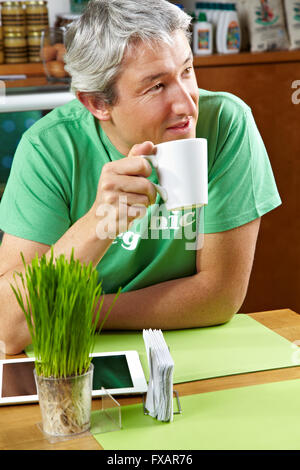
195, 1, 224, 27
195, 1, 213, 22
193, 12, 213, 56
216, 2, 241, 54
1, 1, 26, 35
24, 1, 49, 33
210, 2, 220, 27
4, 31, 27, 63
27, 30, 42, 62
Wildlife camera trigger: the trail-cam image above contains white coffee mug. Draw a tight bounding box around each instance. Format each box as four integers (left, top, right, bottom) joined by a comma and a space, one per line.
141, 138, 208, 211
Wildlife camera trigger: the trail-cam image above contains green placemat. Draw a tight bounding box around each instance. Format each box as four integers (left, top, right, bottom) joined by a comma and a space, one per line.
25, 313, 298, 382
92, 378, 300, 450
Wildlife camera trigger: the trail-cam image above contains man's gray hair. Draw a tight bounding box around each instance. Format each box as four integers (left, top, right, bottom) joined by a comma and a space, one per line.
64, 0, 192, 105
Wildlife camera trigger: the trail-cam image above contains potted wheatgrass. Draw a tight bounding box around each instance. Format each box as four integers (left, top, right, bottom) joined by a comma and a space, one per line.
11, 249, 120, 437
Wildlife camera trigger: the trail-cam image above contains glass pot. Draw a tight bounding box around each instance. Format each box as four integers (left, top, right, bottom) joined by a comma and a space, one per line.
34, 364, 94, 437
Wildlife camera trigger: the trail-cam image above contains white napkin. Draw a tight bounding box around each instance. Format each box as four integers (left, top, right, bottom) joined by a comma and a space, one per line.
143, 329, 174, 422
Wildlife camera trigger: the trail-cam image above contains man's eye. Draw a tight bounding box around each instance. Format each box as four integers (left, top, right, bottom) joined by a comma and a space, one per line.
149, 83, 164, 92
184, 66, 193, 75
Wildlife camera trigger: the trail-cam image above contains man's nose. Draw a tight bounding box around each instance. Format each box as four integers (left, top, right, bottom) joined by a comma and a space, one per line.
170, 84, 196, 116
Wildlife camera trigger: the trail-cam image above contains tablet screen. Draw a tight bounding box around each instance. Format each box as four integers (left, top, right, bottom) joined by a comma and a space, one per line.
1, 355, 134, 398
2, 361, 35, 398
92, 355, 133, 389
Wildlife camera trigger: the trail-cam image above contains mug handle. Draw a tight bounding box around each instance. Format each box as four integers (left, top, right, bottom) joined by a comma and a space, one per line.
140, 154, 168, 202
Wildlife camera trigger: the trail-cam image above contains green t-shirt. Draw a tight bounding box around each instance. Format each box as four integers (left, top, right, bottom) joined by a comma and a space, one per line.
0, 89, 281, 293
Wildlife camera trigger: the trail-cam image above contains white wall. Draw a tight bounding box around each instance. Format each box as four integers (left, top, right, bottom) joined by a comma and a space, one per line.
0, 0, 71, 27
47, 0, 71, 26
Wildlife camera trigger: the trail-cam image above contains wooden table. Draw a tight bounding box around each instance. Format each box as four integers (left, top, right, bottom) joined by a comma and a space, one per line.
1, 308, 300, 450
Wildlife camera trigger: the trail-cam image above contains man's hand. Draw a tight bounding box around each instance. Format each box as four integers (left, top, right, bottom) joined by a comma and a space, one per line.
92, 141, 157, 239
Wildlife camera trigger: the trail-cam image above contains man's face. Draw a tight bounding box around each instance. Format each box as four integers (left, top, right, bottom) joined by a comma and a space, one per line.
103, 30, 199, 155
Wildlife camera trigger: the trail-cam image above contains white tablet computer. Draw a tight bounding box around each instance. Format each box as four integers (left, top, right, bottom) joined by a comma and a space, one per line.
0, 351, 148, 405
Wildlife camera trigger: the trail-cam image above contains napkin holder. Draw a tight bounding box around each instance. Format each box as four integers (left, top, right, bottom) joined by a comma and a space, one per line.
142, 330, 183, 421
142, 389, 182, 416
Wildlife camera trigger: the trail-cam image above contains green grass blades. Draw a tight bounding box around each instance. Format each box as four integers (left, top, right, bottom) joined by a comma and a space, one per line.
10, 248, 121, 378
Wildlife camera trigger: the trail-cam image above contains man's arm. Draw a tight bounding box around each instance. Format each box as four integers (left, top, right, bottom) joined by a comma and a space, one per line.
0, 137, 260, 353
0, 216, 260, 354
0, 221, 114, 355
97, 218, 261, 330
0, 234, 50, 355
0, 193, 128, 355
0, 143, 157, 355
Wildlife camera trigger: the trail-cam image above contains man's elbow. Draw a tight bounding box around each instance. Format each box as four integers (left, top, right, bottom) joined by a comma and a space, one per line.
211, 304, 236, 327
215, 286, 247, 326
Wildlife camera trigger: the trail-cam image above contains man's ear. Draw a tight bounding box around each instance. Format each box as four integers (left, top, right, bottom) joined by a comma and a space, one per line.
76, 91, 111, 121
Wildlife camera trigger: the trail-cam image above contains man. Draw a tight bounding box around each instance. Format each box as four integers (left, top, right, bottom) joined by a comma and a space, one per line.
0, 0, 281, 354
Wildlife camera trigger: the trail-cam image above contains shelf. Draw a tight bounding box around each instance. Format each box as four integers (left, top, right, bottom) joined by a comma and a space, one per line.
193, 49, 300, 67
0, 62, 44, 76
0, 62, 46, 88
0, 62, 73, 112
1, 49, 300, 91
3, 76, 49, 88
1, 50, 300, 76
